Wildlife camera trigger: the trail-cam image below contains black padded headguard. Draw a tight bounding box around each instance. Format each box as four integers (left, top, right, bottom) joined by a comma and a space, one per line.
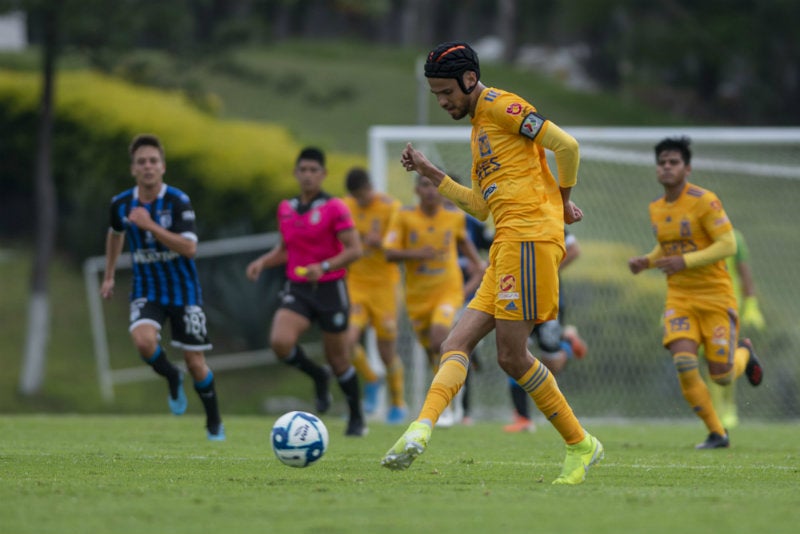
424, 41, 480, 94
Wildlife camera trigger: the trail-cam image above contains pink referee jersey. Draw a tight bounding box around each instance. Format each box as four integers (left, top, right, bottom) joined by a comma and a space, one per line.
279, 193, 355, 283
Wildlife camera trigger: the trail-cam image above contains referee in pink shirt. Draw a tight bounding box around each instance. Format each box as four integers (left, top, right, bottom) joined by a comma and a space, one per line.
246, 147, 366, 436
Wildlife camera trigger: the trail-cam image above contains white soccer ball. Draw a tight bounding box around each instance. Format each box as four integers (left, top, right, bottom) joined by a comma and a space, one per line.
270, 411, 329, 468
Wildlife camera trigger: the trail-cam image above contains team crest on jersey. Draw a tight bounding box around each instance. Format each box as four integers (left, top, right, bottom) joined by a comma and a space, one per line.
520, 112, 545, 140
505, 102, 523, 115
310, 209, 321, 225
680, 219, 691, 237
477, 128, 492, 157
158, 210, 172, 228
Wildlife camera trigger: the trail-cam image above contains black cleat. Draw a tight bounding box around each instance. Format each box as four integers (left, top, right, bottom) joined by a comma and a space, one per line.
740, 338, 763, 386
695, 431, 730, 449
345, 416, 368, 437
314, 367, 333, 414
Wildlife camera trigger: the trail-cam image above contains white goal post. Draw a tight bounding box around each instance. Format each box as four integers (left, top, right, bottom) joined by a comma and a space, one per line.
368, 125, 800, 421
369, 125, 800, 192
84, 232, 283, 402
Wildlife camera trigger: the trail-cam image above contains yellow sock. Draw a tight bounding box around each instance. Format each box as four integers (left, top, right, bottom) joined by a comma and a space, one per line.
517, 359, 584, 444
418, 351, 469, 423
732, 345, 748, 379
674, 352, 725, 435
386, 355, 405, 407
352, 344, 378, 383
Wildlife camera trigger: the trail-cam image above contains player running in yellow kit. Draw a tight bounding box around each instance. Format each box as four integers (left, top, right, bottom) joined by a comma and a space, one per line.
342, 167, 407, 423
381, 41, 603, 485
628, 136, 763, 449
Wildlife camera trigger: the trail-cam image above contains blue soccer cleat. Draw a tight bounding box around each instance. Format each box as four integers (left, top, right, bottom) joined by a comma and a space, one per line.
386, 405, 407, 425
168, 372, 188, 416
207, 423, 226, 442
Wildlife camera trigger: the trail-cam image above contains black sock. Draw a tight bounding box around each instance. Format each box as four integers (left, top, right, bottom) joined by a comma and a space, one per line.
510, 382, 530, 419
337, 366, 362, 420
284, 345, 326, 379
143, 346, 181, 398
194, 371, 222, 431
462, 369, 471, 415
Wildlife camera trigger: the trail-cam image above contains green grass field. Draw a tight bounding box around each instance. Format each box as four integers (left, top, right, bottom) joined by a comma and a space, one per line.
2, 416, 797, 534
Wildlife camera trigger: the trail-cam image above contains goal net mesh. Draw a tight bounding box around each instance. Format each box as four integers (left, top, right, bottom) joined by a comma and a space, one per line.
369, 126, 800, 422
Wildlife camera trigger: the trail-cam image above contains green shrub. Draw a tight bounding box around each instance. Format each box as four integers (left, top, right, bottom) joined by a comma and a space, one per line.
0, 69, 365, 260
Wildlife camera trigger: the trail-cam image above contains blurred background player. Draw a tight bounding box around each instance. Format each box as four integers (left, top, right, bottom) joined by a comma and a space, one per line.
101, 133, 224, 441
342, 167, 408, 424
383, 174, 484, 427
505, 229, 588, 433
628, 136, 763, 449
245, 147, 367, 436
707, 228, 765, 427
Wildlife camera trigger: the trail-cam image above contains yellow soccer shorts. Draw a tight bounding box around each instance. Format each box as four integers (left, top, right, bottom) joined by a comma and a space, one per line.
662, 294, 739, 366
469, 240, 563, 322
348, 281, 399, 340
406, 290, 463, 349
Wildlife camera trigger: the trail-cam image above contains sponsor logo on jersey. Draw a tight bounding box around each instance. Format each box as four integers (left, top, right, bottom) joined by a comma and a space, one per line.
505, 102, 523, 115
499, 292, 520, 300
182, 210, 196, 221
520, 112, 545, 140
132, 249, 180, 264
499, 274, 516, 292
476, 157, 501, 181
482, 183, 497, 200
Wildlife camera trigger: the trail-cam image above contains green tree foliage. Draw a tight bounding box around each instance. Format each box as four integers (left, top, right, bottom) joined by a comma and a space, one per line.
0, 70, 364, 259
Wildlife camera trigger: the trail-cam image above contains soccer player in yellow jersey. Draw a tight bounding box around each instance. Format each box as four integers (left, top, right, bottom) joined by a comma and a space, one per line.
342, 167, 408, 424
628, 136, 763, 449
383, 175, 484, 426
381, 41, 603, 485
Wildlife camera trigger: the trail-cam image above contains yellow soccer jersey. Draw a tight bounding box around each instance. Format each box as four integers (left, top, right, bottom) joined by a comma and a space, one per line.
470, 87, 565, 247
649, 182, 734, 297
383, 204, 466, 303
344, 192, 402, 285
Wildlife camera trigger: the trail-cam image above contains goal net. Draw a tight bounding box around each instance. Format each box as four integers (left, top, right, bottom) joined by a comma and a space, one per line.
369, 125, 800, 422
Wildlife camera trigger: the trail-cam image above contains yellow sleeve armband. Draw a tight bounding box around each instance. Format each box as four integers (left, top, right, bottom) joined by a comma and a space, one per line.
538, 122, 580, 188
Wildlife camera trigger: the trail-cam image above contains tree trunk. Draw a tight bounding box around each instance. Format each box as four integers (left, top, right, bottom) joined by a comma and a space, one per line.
20, 2, 60, 395
497, 0, 517, 62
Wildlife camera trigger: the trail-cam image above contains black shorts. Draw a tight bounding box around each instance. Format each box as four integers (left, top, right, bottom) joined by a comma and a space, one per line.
129, 298, 213, 351
278, 278, 349, 333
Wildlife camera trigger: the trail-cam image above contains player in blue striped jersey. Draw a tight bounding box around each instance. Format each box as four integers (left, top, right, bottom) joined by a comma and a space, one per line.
101, 134, 224, 441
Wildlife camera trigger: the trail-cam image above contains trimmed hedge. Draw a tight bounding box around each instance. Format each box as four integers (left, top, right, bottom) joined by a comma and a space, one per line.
0, 69, 365, 259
